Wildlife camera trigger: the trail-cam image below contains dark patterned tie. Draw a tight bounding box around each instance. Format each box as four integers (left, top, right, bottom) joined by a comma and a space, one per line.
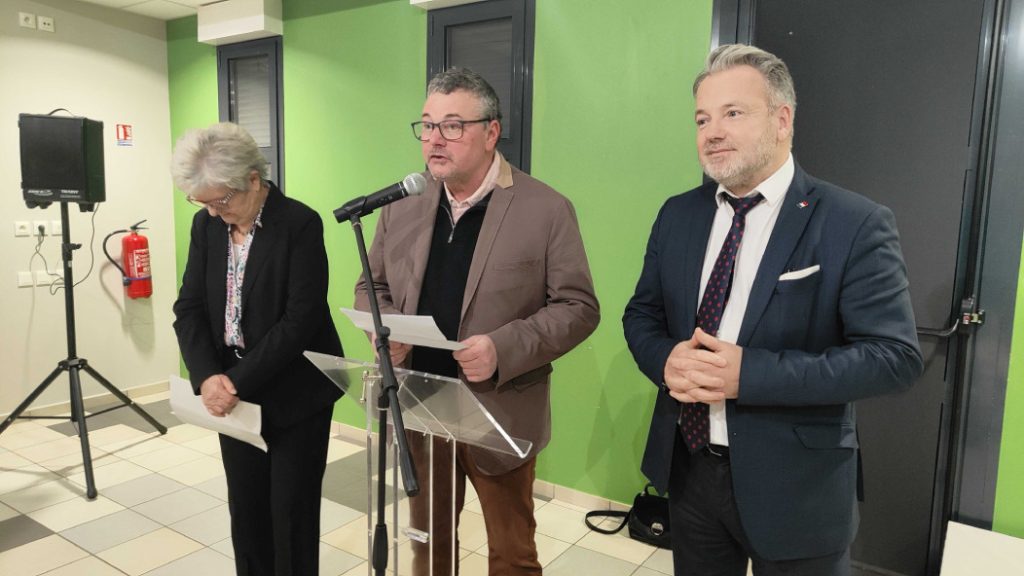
679, 193, 764, 453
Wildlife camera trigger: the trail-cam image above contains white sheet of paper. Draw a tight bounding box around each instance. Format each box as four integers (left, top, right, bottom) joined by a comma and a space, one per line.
340, 308, 466, 351
169, 375, 267, 452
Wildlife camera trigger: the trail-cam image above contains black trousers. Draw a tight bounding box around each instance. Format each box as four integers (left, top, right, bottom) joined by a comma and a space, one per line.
669, 432, 850, 576
219, 404, 333, 576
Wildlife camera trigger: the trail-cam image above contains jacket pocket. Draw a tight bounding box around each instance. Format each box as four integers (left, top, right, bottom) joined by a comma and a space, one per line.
794, 423, 859, 449
503, 364, 553, 390
774, 272, 822, 294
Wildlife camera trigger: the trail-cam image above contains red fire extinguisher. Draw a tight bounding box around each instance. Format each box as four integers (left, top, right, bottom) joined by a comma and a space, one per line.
103, 220, 153, 299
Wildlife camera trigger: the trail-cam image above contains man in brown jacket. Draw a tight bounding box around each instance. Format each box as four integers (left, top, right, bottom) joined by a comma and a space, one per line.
355, 67, 599, 576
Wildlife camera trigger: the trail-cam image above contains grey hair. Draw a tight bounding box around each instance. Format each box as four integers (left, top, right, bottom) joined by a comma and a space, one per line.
170, 122, 269, 195
693, 44, 797, 113
427, 67, 503, 122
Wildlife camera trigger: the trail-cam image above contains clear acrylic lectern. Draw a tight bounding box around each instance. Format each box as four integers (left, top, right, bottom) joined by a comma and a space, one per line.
304, 351, 532, 576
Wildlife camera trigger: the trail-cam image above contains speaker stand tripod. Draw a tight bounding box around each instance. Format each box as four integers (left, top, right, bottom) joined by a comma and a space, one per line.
0, 202, 166, 499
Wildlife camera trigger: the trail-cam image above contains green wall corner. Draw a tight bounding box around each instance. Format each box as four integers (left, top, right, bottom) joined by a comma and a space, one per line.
530, 0, 712, 500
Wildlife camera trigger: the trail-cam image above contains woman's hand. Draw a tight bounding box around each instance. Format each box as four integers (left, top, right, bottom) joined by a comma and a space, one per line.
200, 374, 240, 417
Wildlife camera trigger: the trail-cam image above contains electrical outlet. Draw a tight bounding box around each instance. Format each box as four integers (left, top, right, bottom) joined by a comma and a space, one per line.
51, 220, 62, 237
36, 270, 55, 286
37, 16, 54, 33
15, 221, 31, 237
18, 271, 33, 288
33, 220, 48, 236
19, 12, 36, 29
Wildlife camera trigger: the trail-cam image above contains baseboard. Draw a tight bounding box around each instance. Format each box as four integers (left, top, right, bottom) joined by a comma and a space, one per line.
329, 421, 630, 512
331, 420, 368, 446
2, 380, 169, 419
850, 560, 909, 575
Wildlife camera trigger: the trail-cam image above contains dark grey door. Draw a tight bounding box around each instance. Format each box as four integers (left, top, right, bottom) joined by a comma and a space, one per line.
745, 1, 990, 574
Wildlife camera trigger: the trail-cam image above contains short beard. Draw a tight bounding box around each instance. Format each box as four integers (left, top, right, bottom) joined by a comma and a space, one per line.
702, 128, 778, 192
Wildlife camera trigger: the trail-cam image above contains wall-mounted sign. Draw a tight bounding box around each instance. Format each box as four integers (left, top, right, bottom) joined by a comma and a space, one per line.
116, 124, 133, 147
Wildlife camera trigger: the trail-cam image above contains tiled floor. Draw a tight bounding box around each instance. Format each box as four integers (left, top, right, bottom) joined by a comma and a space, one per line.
0, 392, 672, 575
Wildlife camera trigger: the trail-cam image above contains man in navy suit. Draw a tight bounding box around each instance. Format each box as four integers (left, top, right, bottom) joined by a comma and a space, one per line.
623, 44, 923, 575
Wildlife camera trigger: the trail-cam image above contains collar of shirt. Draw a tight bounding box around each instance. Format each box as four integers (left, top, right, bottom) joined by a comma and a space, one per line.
715, 153, 795, 210
445, 152, 502, 224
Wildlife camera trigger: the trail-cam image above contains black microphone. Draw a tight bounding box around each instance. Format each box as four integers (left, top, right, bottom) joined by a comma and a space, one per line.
334, 173, 428, 222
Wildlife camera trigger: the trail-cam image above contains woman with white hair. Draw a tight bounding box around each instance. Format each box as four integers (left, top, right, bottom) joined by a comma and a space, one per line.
171, 122, 343, 576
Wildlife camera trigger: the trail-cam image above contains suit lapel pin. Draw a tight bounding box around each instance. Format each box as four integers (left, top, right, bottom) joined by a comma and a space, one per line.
797, 200, 809, 209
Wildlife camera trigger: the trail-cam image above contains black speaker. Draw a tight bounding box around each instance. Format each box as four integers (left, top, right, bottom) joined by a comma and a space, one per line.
19, 114, 105, 206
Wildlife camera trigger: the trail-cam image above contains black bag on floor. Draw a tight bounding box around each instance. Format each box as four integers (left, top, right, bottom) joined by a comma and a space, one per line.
584, 483, 671, 549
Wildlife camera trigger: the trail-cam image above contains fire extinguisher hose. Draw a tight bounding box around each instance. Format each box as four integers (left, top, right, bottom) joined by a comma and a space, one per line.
103, 229, 130, 283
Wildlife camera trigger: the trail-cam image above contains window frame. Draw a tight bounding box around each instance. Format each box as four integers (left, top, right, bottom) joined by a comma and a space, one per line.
217, 36, 285, 188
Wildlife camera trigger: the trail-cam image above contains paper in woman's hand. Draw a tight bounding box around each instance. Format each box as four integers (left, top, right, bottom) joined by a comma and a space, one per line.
169, 375, 267, 452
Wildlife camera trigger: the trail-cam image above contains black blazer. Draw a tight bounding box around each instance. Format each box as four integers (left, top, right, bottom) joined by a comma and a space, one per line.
623, 165, 923, 561
173, 183, 343, 429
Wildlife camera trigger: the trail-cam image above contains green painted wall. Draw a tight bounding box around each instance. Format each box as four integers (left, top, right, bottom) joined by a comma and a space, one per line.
167, 16, 218, 375
994, 255, 1024, 538
166, 0, 712, 504
281, 0, 427, 426
530, 0, 711, 499
167, 16, 218, 282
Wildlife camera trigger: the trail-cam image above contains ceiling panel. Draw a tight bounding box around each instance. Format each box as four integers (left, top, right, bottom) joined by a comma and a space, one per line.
72, 0, 197, 20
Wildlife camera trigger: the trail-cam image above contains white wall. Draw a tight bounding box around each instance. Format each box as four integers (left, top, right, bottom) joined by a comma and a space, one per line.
0, 0, 178, 414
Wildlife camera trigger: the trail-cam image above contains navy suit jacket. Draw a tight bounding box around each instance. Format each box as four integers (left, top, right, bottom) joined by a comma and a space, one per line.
622, 165, 923, 561
173, 184, 343, 429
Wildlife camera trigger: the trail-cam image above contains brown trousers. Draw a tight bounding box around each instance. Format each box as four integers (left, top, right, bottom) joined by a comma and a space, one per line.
406, 432, 542, 576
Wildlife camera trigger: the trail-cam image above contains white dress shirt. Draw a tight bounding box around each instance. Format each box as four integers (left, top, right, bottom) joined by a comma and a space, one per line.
701, 154, 795, 446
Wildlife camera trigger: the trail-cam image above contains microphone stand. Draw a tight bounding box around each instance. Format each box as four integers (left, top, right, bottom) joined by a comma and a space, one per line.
343, 212, 419, 576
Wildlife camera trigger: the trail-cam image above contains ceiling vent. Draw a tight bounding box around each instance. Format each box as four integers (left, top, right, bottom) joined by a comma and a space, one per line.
198, 0, 282, 46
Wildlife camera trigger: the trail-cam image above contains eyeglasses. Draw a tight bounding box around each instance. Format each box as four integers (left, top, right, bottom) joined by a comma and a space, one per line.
187, 188, 238, 208
411, 118, 492, 142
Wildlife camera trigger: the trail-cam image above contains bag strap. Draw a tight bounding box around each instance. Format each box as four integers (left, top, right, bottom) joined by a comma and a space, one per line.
584, 509, 630, 535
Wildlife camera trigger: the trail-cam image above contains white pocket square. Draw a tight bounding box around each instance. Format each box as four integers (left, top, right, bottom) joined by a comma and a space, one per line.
779, 265, 820, 281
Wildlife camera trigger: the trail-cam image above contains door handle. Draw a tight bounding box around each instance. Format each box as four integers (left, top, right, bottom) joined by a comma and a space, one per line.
916, 296, 986, 338
917, 320, 960, 338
